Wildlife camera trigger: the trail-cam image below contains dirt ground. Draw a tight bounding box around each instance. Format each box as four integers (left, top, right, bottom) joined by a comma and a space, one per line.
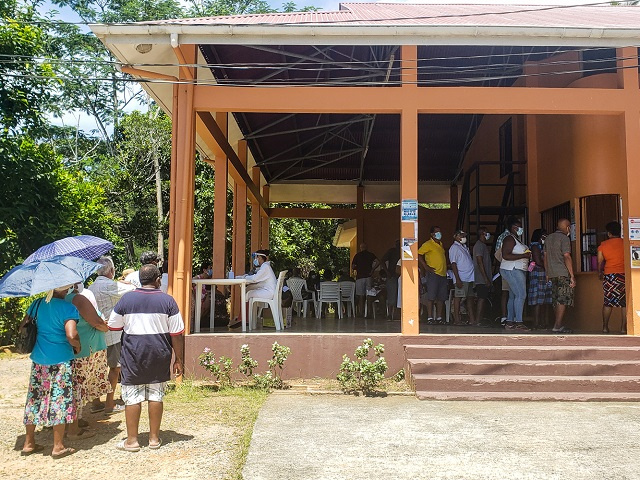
0, 354, 265, 480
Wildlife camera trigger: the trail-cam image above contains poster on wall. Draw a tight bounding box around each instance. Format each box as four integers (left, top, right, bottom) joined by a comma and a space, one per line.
632, 246, 640, 269
402, 238, 416, 260
629, 218, 640, 241
401, 200, 418, 222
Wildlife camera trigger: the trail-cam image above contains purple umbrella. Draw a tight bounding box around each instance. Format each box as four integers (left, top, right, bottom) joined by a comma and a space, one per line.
23, 235, 113, 264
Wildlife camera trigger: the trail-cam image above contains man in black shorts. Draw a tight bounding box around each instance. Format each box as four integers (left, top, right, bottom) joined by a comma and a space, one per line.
473, 227, 493, 324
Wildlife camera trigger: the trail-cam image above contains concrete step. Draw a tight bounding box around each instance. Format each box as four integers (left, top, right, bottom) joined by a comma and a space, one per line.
407, 359, 640, 376
412, 374, 640, 393
403, 334, 640, 347
414, 390, 640, 401
404, 345, 640, 361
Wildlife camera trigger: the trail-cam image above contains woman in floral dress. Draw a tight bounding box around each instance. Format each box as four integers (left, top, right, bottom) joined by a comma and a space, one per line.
21, 285, 81, 458
65, 284, 111, 438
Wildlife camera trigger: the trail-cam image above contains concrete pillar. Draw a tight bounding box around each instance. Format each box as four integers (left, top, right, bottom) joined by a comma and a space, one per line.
251, 166, 261, 253
213, 112, 228, 282
231, 140, 248, 319
399, 44, 420, 335
356, 185, 365, 249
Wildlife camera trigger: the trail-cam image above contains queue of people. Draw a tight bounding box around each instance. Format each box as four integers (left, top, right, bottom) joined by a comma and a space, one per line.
20, 252, 183, 458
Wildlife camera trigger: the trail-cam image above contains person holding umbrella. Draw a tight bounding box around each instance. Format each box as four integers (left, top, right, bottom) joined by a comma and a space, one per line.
21, 285, 81, 459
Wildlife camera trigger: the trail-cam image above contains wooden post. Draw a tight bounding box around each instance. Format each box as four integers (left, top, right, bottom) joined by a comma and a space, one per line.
231, 140, 248, 319
251, 166, 261, 253
168, 45, 197, 334
261, 185, 270, 248
213, 112, 228, 282
400, 45, 420, 335
618, 47, 640, 335
356, 186, 365, 249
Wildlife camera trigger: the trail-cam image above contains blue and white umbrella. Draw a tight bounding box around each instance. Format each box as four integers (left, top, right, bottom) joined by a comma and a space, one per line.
0, 255, 102, 298
23, 235, 113, 264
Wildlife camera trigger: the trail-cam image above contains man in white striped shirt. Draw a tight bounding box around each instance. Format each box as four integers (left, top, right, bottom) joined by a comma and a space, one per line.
88, 256, 135, 414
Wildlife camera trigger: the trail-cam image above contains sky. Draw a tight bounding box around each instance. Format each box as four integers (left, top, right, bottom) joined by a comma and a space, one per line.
44, 0, 599, 135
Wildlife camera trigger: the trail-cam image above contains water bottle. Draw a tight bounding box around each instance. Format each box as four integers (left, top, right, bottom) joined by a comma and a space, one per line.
527, 261, 536, 272
228, 269, 234, 279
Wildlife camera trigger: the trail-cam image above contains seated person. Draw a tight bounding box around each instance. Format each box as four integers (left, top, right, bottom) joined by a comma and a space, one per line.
366, 271, 387, 317
230, 250, 276, 329
322, 268, 334, 282
192, 262, 213, 329
287, 268, 313, 300
337, 267, 354, 283
306, 270, 321, 292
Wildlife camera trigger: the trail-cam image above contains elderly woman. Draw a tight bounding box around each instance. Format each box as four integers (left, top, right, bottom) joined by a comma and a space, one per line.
21, 285, 81, 459
65, 284, 110, 438
229, 250, 276, 329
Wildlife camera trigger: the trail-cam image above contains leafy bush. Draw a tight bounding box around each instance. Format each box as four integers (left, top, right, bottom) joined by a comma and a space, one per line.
238, 344, 258, 378
253, 341, 291, 390
0, 297, 31, 346
198, 347, 233, 387
337, 338, 388, 395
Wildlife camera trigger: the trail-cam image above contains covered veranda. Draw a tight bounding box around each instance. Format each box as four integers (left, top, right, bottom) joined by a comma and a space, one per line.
91, 3, 640, 376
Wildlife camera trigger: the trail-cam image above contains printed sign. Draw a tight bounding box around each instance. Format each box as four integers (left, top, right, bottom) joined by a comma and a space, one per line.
402, 238, 416, 260
629, 218, 640, 241
401, 199, 418, 222
632, 246, 640, 269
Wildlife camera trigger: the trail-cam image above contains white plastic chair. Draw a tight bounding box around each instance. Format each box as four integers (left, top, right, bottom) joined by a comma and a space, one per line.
249, 270, 288, 331
339, 281, 356, 317
287, 277, 312, 317
315, 281, 342, 319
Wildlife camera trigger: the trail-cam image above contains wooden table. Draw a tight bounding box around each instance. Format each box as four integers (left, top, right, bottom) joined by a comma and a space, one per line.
192, 278, 248, 332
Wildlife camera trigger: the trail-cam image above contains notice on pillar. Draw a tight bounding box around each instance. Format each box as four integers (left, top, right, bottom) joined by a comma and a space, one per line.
632, 246, 640, 268
629, 218, 640, 241
402, 238, 416, 260
401, 200, 418, 222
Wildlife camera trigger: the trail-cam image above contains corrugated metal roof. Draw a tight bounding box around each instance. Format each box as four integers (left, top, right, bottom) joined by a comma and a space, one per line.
144, 3, 640, 29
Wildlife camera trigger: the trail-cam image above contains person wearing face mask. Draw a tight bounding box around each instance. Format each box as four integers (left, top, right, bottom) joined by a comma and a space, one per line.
544, 218, 576, 334
449, 230, 477, 325
500, 217, 531, 330
418, 226, 448, 324
473, 227, 494, 324
229, 250, 276, 329
528, 229, 552, 329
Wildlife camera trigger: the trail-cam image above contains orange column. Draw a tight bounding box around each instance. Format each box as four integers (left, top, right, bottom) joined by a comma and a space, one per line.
213, 113, 228, 281
356, 186, 365, 248
251, 166, 261, 253
231, 140, 248, 319
168, 45, 197, 333
261, 185, 270, 248
618, 47, 640, 335
400, 45, 420, 335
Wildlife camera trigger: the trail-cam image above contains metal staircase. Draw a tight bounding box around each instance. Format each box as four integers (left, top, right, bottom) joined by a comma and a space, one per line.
456, 161, 528, 240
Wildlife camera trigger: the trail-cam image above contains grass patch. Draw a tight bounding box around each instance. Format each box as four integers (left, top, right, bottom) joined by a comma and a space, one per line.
165, 380, 268, 479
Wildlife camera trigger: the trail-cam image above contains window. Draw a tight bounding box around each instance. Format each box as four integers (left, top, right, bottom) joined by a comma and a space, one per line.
579, 194, 621, 272
541, 202, 571, 237
499, 118, 513, 178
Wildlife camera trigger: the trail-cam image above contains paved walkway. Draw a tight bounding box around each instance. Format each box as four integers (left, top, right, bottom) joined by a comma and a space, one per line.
244, 393, 640, 480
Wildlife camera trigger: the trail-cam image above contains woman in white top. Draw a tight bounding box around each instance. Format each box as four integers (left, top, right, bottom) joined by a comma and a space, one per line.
500, 217, 532, 330
229, 250, 276, 329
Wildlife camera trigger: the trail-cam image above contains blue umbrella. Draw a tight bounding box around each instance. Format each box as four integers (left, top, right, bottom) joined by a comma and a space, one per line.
0, 255, 102, 298
23, 235, 113, 264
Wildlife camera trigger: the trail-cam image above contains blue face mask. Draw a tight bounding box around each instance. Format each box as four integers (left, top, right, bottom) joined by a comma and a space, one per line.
434, 232, 442, 241
207, 269, 212, 276
516, 227, 524, 237
253, 258, 260, 267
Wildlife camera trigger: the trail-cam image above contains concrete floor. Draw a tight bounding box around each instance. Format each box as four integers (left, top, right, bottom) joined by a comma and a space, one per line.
243, 394, 640, 480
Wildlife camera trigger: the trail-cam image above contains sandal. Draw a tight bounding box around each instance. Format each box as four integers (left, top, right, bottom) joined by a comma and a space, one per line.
552, 326, 573, 334
52, 447, 76, 459
513, 323, 530, 331
116, 440, 141, 452
104, 404, 126, 415
149, 438, 163, 450
20, 444, 44, 456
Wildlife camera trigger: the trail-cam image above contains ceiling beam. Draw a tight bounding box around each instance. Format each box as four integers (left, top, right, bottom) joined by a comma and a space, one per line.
269, 207, 355, 219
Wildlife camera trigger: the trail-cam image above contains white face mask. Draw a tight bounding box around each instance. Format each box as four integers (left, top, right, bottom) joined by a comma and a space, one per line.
484, 233, 491, 241
253, 258, 260, 267
516, 227, 524, 237
459, 237, 467, 244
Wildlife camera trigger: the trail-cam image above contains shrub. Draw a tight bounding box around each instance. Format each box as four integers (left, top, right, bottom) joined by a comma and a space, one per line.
198, 347, 233, 387
0, 297, 31, 346
337, 338, 388, 395
253, 341, 291, 390
238, 344, 258, 378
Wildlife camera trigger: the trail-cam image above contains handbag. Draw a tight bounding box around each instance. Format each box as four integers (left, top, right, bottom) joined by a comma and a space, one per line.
16, 298, 43, 354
